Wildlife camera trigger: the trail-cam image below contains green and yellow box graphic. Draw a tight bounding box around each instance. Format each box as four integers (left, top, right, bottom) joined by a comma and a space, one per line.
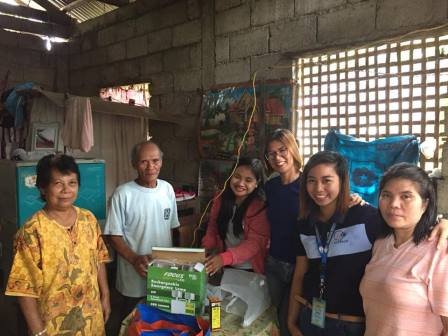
147, 266, 206, 316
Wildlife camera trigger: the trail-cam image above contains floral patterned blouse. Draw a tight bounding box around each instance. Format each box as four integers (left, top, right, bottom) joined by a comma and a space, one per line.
6, 207, 111, 335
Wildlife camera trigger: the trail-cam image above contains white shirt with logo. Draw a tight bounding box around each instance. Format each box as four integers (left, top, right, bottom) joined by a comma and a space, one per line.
104, 179, 180, 297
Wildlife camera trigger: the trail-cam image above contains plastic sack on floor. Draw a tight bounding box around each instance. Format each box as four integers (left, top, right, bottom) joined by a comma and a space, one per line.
127, 304, 210, 336
220, 268, 271, 327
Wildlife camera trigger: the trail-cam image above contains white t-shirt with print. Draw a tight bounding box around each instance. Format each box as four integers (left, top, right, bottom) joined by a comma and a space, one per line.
104, 179, 180, 297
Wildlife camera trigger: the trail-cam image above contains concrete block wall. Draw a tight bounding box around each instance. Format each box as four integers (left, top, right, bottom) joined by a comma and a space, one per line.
67, 0, 448, 190
0, 30, 68, 91
68, 0, 203, 187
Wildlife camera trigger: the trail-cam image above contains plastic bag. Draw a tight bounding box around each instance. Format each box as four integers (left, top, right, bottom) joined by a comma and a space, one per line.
220, 268, 271, 327
127, 304, 210, 336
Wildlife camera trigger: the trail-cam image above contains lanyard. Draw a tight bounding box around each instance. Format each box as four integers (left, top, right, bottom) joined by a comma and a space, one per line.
314, 222, 337, 299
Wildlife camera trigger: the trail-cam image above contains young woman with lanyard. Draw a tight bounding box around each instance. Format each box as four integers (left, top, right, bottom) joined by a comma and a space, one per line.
264, 130, 364, 336
287, 151, 448, 336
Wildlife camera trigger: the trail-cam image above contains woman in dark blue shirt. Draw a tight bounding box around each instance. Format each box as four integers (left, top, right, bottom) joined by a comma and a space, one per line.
264, 129, 303, 336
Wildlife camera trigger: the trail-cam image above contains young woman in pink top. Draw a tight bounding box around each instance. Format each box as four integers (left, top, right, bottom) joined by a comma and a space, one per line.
360, 163, 448, 336
202, 157, 270, 275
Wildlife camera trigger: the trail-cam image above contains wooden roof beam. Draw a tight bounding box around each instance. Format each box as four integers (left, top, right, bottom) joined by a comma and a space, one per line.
31, 0, 74, 25
60, 0, 92, 12
60, 0, 127, 12
97, 0, 129, 7
0, 14, 72, 38
0, 2, 65, 25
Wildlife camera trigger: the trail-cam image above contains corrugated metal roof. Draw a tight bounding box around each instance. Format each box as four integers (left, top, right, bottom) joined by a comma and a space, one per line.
48, 0, 117, 23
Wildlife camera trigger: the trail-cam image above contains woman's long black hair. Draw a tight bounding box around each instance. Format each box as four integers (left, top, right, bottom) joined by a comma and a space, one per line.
216, 157, 266, 241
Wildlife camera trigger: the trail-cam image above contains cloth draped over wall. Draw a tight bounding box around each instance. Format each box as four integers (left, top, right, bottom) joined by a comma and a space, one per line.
62, 96, 94, 152
29, 92, 148, 198
112, 115, 146, 185
324, 129, 419, 206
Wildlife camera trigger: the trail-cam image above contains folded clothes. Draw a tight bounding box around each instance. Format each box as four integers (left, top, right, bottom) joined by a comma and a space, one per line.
175, 190, 196, 202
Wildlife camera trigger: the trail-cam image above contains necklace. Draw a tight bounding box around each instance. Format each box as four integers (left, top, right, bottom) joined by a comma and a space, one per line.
43, 207, 77, 229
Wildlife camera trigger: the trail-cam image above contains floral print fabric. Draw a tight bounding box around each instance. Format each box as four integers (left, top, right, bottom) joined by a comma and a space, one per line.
6, 207, 110, 335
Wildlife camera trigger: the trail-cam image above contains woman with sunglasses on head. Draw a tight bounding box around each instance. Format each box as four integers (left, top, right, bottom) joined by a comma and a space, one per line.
202, 157, 270, 275
360, 163, 448, 336
264, 129, 304, 336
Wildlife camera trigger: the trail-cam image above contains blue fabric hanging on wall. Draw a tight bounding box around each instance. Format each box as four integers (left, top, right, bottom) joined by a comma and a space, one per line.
4, 82, 34, 128
324, 129, 419, 206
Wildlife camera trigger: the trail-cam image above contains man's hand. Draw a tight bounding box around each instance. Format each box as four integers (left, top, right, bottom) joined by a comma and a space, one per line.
131, 254, 152, 277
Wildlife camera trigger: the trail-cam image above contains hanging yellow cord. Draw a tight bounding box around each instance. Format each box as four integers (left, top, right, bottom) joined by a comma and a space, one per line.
191, 71, 259, 247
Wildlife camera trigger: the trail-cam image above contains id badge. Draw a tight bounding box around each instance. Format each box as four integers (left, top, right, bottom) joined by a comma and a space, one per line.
311, 297, 326, 328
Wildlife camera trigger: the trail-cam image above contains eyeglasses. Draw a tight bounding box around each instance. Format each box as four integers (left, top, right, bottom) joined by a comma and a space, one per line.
265, 147, 288, 160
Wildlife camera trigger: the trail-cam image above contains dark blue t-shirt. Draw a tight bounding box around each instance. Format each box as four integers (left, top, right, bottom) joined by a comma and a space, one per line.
296, 204, 381, 316
265, 174, 301, 264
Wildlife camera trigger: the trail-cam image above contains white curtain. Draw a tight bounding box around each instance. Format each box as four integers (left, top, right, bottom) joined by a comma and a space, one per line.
112, 115, 148, 186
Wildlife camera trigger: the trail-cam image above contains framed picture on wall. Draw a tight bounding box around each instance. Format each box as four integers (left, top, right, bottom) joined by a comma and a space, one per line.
31, 122, 59, 151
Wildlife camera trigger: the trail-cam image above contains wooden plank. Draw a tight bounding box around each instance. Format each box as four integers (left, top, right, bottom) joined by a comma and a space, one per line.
32, 0, 73, 25
90, 97, 178, 123
434, 36, 442, 165
325, 53, 331, 141
354, 50, 361, 139
298, 58, 306, 155
336, 52, 341, 133
98, 0, 128, 7
316, 55, 322, 150
0, 2, 62, 25
383, 43, 391, 142
61, 0, 92, 12
407, 40, 414, 138
373, 46, 381, 137
19, 87, 179, 124
0, 14, 72, 38
420, 40, 428, 167
344, 51, 350, 136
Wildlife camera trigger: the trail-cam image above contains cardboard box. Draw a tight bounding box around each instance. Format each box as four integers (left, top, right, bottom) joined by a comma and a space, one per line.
147, 247, 206, 316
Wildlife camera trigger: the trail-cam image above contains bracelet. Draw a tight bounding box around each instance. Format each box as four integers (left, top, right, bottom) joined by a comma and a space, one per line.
33, 328, 47, 336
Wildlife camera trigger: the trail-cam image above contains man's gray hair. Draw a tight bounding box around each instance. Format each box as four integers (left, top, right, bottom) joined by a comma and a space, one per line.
131, 140, 164, 166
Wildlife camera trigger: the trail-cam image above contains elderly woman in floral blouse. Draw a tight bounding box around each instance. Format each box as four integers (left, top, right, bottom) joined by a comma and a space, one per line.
5, 154, 110, 336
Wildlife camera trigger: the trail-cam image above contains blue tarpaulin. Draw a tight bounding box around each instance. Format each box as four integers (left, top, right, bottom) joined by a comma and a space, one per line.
324, 129, 419, 206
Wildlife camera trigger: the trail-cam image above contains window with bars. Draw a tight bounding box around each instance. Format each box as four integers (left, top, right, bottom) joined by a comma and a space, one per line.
294, 32, 448, 171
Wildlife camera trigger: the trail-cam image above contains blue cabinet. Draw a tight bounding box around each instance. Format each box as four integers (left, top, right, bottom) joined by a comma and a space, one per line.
1, 159, 106, 227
